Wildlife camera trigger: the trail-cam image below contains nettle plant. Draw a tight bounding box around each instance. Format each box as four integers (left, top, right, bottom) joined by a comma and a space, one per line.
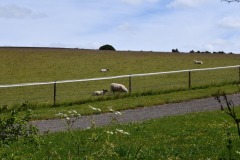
215, 90, 240, 159
215, 91, 240, 137
0, 101, 39, 146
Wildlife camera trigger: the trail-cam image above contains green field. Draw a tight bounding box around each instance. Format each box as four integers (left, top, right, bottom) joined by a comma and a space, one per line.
0, 47, 240, 119
1, 47, 239, 84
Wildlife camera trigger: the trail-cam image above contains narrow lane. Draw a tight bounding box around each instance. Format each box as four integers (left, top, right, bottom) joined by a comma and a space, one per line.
31, 93, 240, 133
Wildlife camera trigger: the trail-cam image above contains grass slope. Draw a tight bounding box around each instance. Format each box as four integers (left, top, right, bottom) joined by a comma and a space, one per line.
0, 47, 239, 119
0, 47, 239, 84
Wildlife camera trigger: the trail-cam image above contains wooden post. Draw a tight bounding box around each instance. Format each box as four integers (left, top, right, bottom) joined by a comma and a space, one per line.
129, 76, 132, 94
53, 82, 57, 106
239, 66, 240, 83
188, 70, 191, 89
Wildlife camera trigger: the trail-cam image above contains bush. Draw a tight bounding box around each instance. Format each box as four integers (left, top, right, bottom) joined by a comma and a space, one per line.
99, 44, 116, 51
172, 48, 179, 53
0, 102, 39, 145
189, 50, 195, 53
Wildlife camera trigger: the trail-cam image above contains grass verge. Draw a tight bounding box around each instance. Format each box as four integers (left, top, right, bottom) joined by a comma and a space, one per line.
1, 106, 240, 159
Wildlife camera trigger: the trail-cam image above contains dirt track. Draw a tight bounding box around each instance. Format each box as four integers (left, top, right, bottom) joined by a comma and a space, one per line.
31, 93, 240, 133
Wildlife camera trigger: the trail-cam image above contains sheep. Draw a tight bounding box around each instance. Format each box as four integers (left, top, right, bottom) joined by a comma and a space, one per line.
92, 89, 108, 96
194, 60, 203, 64
100, 68, 109, 72
110, 83, 128, 94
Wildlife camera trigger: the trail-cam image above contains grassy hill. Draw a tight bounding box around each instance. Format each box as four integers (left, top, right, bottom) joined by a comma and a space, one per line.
0, 47, 239, 84
0, 47, 239, 119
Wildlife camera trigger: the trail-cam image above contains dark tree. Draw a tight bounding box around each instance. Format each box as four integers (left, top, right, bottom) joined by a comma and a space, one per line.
99, 44, 116, 51
189, 50, 195, 53
222, 0, 240, 2
172, 48, 179, 53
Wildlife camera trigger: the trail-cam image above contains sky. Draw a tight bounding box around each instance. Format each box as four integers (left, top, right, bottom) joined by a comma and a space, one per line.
0, 0, 240, 53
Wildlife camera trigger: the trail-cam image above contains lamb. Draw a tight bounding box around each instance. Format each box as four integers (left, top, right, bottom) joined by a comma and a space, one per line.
100, 68, 109, 72
194, 60, 203, 64
92, 89, 108, 96
110, 83, 128, 94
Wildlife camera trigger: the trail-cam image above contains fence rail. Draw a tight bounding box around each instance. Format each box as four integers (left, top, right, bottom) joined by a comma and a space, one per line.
1, 65, 239, 88
0, 65, 240, 106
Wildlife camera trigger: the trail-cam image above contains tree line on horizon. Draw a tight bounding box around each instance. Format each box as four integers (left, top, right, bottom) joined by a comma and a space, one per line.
99, 44, 236, 54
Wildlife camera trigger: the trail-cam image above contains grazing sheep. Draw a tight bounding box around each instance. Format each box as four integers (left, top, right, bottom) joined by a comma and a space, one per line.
100, 68, 109, 72
110, 83, 128, 94
194, 60, 203, 64
92, 89, 108, 96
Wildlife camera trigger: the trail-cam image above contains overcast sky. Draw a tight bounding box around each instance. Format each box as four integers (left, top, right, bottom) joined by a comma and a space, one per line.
0, 0, 240, 53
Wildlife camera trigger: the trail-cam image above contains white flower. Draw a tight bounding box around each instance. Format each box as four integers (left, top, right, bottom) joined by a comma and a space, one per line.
106, 131, 114, 135
56, 113, 63, 117
89, 105, 101, 112
114, 111, 122, 116
72, 110, 77, 114
116, 129, 123, 133
115, 129, 130, 135
66, 117, 70, 121
108, 106, 114, 112
123, 131, 130, 135
63, 114, 68, 118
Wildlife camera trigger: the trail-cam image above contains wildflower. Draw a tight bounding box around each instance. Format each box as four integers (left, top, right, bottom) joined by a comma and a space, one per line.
62, 114, 68, 118
106, 131, 114, 135
108, 106, 114, 112
115, 129, 130, 135
72, 110, 77, 114
89, 105, 101, 112
116, 129, 123, 133
114, 111, 122, 116
66, 117, 70, 121
56, 113, 63, 117
56, 112, 68, 118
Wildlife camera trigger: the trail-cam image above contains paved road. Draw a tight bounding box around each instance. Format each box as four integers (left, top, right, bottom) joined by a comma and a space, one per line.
31, 93, 240, 133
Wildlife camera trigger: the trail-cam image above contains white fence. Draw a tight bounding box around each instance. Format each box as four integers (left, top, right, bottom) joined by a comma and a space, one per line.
0, 65, 239, 106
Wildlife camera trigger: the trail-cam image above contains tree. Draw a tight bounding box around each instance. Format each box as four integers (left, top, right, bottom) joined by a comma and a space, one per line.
99, 44, 116, 51
172, 48, 179, 53
189, 50, 195, 53
222, 0, 240, 2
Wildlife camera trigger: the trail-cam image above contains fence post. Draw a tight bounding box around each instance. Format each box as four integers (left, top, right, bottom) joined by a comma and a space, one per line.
53, 81, 57, 106
188, 70, 191, 89
239, 66, 240, 83
129, 75, 132, 94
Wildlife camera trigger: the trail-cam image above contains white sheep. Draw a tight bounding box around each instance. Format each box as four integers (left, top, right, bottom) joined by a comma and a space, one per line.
100, 68, 109, 72
110, 83, 128, 94
194, 60, 203, 64
92, 89, 108, 96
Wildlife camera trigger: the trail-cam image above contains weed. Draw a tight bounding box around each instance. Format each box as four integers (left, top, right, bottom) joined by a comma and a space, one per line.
54, 106, 144, 159
215, 90, 240, 137
215, 90, 240, 159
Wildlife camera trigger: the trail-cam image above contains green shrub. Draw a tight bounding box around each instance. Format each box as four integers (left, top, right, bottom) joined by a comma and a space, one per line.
99, 44, 116, 51
0, 102, 39, 145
